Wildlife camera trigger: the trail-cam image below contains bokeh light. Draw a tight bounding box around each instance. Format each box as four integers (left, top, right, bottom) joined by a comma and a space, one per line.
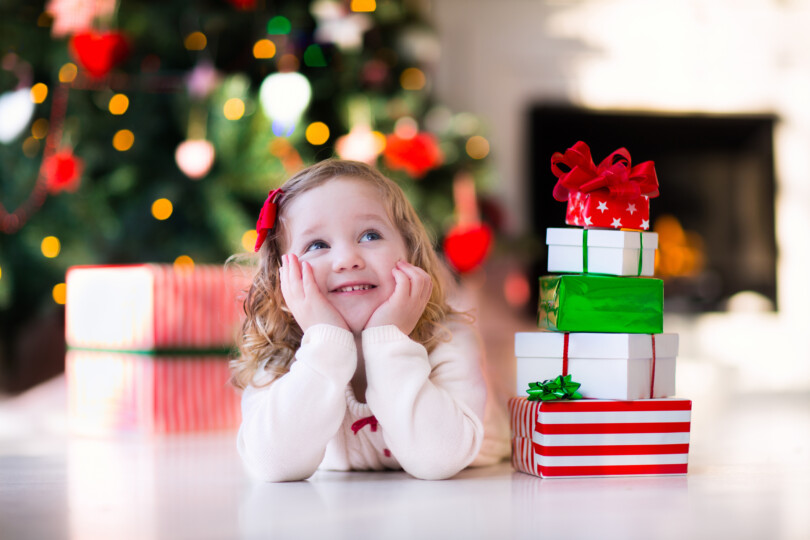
108, 94, 129, 115
305, 122, 330, 145
52, 283, 67, 305
351, 0, 376, 12
41, 236, 61, 258
394, 117, 418, 139
173, 255, 195, 271
58, 63, 78, 83
31, 118, 49, 139
151, 198, 173, 220
30, 83, 48, 103
223, 98, 245, 120
22, 137, 39, 157
465, 135, 490, 159
241, 230, 258, 252
253, 39, 276, 59
112, 129, 134, 151
400, 67, 426, 90
184, 32, 207, 51
267, 16, 291, 35
504, 271, 531, 308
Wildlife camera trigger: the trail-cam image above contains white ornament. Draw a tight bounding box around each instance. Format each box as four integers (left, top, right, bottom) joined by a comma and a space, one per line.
311, 0, 372, 51
259, 72, 312, 136
175, 139, 215, 179
0, 88, 35, 143
335, 125, 382, 164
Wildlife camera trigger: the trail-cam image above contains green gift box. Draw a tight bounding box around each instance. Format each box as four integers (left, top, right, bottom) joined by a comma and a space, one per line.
538, 275, 663, 333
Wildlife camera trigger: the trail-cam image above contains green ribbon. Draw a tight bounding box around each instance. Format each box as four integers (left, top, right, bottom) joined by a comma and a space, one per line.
582, 228, 589, 273
526, 374, 583, 401
637, 232, 644, 276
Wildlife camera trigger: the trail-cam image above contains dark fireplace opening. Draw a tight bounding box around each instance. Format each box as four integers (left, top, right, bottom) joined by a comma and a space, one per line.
528, 105, 777, 313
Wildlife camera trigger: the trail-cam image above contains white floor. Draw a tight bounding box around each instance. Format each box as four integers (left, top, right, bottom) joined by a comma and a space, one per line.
1, 372, 809, 540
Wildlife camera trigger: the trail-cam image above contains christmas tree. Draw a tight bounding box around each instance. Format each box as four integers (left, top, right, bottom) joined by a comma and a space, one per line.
0, 0, 496, 391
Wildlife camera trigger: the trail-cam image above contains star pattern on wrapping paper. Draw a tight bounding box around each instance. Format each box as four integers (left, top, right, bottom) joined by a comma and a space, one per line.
640, 219, 650, 229
583, 215, 592, 226
611, 218, 622, 228
597, 201, 609, 213
626, 203, 637, 215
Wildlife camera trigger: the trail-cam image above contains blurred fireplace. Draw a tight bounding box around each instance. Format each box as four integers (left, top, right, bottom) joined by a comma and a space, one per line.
528, 105, 777, 312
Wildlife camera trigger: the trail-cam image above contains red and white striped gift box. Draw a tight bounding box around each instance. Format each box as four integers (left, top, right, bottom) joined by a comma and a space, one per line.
509, 396, 691, 478
66, 264, 249, 351
66, 350, 241, 435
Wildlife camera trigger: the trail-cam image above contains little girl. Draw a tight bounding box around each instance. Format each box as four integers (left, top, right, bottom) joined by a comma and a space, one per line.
232, 159, 506, 481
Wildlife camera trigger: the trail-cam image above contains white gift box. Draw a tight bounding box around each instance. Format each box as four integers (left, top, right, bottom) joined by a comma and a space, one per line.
546, 227, 658, 276
515, 332, 678, 400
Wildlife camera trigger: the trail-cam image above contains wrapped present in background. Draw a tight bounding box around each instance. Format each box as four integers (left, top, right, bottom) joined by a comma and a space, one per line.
546, 228, 658, 276
539, 274, 664, 334
65, 263, 250, 435
66, 350, 241, 435
66, 264, 249, 351
515, 332, 678, 400
510, 397, 692, 478
550, 141, 659, 231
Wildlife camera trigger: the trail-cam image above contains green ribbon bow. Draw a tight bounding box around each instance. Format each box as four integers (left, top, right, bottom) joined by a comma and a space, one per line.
526, 374, 583, 401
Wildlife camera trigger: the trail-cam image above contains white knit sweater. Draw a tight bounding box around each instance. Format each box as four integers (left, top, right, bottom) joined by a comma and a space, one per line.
237, 320, 506, 481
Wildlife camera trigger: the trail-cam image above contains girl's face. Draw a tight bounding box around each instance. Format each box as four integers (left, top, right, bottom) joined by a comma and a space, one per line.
281, 177, 410, 334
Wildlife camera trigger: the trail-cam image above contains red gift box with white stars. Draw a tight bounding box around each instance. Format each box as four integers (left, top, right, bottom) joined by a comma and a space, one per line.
551, 141, 659, 231
566, 191, 651, 230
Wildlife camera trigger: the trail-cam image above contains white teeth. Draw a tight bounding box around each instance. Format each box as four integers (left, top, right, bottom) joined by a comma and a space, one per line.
335, 284, 373, 292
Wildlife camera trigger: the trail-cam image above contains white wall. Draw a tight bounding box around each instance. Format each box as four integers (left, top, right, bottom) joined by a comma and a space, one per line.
430, 0, 810, 390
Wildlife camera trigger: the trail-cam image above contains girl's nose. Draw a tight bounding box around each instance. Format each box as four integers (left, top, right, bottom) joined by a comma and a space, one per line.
332, 244, 365, 271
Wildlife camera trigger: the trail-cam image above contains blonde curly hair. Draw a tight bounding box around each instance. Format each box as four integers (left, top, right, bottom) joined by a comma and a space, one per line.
231, 159, 465, 390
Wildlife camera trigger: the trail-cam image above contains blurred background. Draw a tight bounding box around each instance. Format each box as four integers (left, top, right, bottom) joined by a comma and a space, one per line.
1, 0, 807, 396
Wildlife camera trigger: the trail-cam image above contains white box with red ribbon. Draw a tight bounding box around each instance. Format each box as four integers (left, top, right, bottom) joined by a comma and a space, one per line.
546, 228, 658, 277
515, 332, 678, 401
509, 396, 692, 478
66, 264, 248, 350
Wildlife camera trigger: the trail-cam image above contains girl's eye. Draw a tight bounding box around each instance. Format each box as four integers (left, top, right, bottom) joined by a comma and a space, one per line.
305, 240, 329, 252
360, 230, 382, 242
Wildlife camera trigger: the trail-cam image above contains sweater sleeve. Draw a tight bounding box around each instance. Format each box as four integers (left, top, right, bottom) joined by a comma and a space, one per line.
237, 324, 357, 482
361, 320, 486, 480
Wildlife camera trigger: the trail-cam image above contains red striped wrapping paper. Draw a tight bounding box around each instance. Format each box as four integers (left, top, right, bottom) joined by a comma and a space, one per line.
65, 264, 249, 351
509, 396, 691, 478
66, 350, 241, 435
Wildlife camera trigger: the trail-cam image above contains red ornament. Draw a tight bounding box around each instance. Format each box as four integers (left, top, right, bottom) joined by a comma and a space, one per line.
70, 30, 131, 79
44, 149, 83, 193
442, 223, 493, 274
383, 132, 442, 178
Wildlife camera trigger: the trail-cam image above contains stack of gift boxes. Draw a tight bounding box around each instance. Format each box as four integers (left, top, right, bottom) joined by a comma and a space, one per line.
65, 264, 247, 435
510, 141, 692, 478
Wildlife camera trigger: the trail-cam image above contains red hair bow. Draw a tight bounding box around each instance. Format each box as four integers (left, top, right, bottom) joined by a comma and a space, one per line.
550, 141, 659, 202
254, 188, 284, 252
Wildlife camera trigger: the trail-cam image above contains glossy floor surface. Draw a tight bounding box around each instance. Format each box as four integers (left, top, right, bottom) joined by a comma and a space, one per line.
1, 374, 809, 540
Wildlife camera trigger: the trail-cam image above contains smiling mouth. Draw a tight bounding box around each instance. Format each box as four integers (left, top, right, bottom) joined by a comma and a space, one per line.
332, 284, 376, 293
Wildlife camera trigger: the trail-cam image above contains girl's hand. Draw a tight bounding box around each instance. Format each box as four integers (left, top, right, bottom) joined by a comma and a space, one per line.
279, 254, 348, 332
365, 261, 433, 335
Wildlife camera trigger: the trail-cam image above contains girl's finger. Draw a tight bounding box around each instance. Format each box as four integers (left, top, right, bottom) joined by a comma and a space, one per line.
301, 261, 319, 295
391, 266, 410, 300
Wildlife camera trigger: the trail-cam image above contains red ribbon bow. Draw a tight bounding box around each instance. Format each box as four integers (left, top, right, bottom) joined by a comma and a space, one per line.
254, 188, 284, 252
550, 141, 659, 202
